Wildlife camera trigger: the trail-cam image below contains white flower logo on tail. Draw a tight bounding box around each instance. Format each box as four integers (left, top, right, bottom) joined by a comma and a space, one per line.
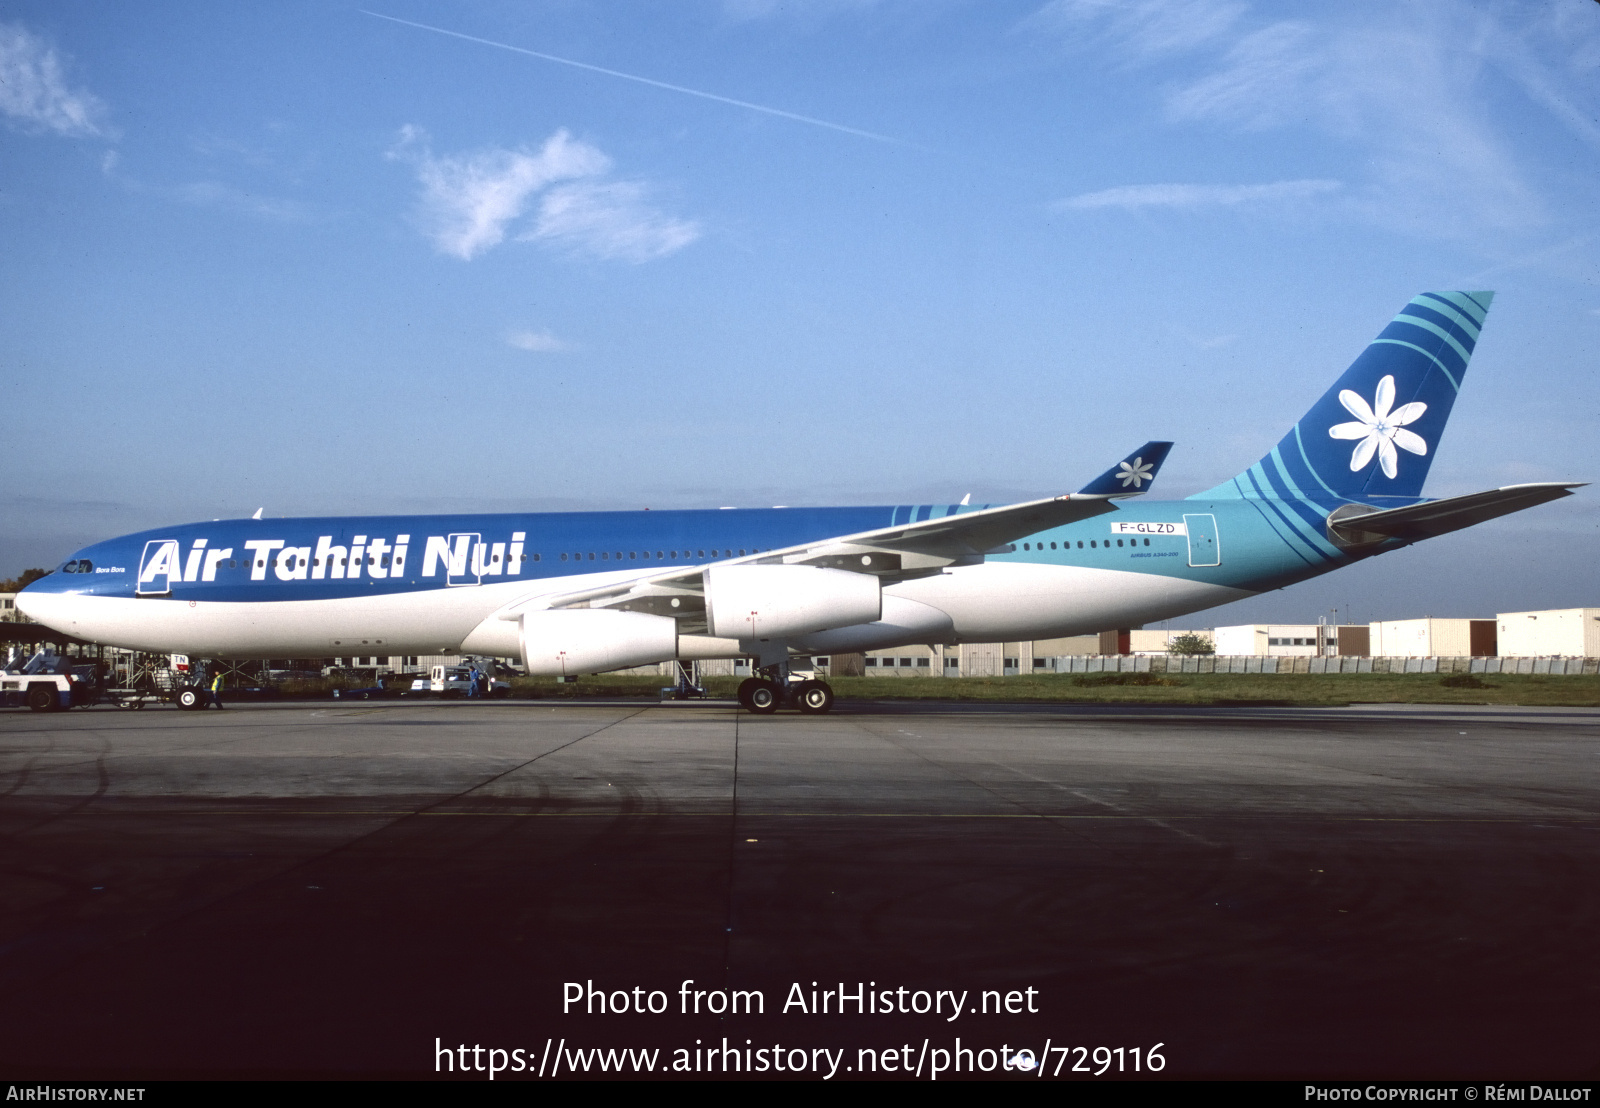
1117, 457, 1154, 488
1328, 375, 1427, 479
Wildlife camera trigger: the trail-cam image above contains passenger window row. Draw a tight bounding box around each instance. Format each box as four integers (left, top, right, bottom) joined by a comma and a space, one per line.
209, 547, 766, 574
557, 548, 755, 563
1020, 538, 1153, 550
153, 534, 1167, 580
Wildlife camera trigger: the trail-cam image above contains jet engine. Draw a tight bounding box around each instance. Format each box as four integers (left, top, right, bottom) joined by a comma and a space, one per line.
704, 564, 881, 642
520, 609, 678, 676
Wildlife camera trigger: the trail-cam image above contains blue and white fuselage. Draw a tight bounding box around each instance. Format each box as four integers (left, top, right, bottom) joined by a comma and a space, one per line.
17, 501, 1265, 657
16, 292, 1583, 681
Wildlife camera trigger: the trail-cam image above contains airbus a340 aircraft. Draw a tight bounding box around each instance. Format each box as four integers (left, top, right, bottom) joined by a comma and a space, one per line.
16, 292, 1583, 712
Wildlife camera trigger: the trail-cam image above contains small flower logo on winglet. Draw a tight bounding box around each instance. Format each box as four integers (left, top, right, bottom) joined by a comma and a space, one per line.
1328, 375, 1427, 479
1117, 457, 1154, 488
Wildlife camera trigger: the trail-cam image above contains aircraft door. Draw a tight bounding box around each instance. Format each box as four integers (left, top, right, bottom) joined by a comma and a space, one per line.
447, 533, 482, 587
137, 539, 180, 596
1183, 514, 1221, 567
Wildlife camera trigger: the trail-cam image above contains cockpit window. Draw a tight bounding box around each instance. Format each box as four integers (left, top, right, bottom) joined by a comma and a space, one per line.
61, 560, 92, 574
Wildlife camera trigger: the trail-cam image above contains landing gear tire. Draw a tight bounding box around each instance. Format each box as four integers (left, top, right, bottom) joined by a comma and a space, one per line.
745, 680, 782, 714
26, 685, 57, 712
736, 677, 764, 710
176, 687, 202, 710
794, 679, 834, 715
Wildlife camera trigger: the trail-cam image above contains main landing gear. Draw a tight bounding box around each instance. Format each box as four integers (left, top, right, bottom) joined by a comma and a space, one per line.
736, 676, 835, 715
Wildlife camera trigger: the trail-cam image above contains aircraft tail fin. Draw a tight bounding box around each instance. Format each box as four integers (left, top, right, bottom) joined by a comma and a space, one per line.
1192, 292, 1494, 506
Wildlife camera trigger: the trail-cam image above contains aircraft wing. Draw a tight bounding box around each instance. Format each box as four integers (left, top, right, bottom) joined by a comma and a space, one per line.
1327, 482, 1586, 545
497, 442, 1174, 624
834, 440, 1175, 559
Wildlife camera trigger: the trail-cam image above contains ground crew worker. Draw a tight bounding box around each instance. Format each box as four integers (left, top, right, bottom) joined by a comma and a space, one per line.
209, 669, 225, 709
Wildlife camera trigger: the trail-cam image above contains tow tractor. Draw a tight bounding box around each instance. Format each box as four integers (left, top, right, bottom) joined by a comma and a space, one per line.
1, 649, 101, 711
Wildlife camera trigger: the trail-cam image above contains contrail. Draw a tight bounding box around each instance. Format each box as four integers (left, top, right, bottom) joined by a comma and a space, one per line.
361, 10, 906, 145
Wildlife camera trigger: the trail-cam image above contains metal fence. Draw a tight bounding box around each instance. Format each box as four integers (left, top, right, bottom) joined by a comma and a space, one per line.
1045, 655, 1599, 676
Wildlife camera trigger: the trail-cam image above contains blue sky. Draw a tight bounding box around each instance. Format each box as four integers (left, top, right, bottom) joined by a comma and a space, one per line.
2, 0, 1596, 625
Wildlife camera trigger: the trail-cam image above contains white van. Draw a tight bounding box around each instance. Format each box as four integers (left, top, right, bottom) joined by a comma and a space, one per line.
415, 661, 510, 698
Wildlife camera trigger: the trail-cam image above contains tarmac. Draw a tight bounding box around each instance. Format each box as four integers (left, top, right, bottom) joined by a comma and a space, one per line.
1, 698, 1597, 1079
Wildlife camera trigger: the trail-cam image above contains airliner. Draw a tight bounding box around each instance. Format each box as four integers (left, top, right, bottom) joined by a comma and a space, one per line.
16, 292, 1582, 712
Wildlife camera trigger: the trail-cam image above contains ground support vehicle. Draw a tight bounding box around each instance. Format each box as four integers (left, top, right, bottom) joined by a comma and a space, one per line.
110, 653, 227, 710
2, 650, 101, 711
660, 660, 708, 701
99, 682, 208, 710
334, 674, 414, 700
418, 659, 510, 698
103, 688, 169, 710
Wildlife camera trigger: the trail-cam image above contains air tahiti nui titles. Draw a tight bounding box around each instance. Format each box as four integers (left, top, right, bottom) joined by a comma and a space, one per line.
136, 531, 526, 590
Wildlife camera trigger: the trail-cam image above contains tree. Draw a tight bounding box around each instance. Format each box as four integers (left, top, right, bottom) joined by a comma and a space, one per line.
1167, 633, 1215, 656
0, 568, 52, 593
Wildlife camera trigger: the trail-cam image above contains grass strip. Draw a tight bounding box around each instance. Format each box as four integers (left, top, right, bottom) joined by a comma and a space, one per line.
497, 672, 1600, 708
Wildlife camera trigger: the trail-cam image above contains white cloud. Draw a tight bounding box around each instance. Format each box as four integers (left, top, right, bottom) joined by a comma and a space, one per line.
722, 0, 883, 22
1025, 0, 1246, 59
1168, 13, 1542, 234
391, 127, 697, 263
506, 329, 571, 353
1478, 6, 1600, 154
0, 21, 107, 137
1034, 1, 1554, 238
1058, 178, 1341, 211
1164, 21, 1321, 129
390, 126, 610, 260
526, 181, 701, 263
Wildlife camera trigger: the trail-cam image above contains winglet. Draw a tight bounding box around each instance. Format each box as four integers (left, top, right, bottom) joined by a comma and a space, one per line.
1077, 441, 1174, 496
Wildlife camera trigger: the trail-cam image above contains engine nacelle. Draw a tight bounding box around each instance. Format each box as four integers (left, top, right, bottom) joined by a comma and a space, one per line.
704, 564, 881, 642
793, 595, 955, 654
520, 609, 678, 676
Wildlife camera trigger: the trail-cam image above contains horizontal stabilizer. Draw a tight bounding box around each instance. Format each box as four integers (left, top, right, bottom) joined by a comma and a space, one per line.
1327, 482, 1585, 546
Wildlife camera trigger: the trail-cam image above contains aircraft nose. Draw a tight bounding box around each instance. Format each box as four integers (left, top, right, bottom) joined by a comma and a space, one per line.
15, 569, 85, 631
15, 578, 61, 621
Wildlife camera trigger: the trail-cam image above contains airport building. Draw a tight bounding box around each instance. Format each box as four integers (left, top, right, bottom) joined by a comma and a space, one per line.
1368, 618, 1497, 658
1212, 624, 1346, 657
1496, 609, 1600, 658
4, 588, 1596, 683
